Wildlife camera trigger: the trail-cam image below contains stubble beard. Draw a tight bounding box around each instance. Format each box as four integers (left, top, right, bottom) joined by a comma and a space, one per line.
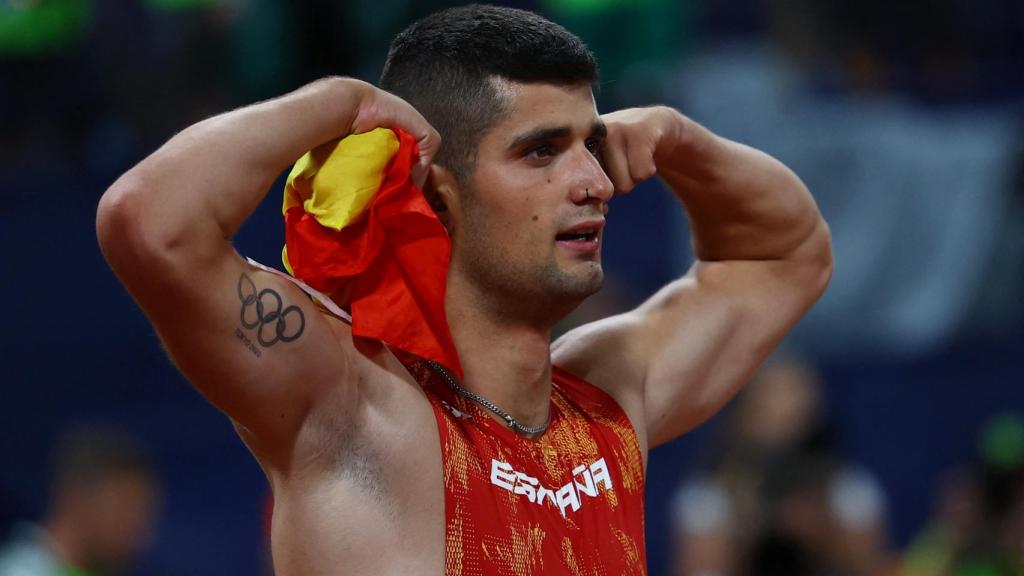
453, 181, 604, 327
458, 235, 604, 327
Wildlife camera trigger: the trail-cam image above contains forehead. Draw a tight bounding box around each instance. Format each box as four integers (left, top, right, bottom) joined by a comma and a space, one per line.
481, 79, 600, 148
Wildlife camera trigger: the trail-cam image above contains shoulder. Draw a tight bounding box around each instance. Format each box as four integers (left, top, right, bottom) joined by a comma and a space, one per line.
551, 365, 648, 479
551, 312, 646, 383
551, 317, 650, 458
551, 313, 647, 411
552, 365, 627, 418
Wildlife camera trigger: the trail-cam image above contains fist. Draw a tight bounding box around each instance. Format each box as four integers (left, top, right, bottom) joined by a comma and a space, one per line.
600, 106, 683, 194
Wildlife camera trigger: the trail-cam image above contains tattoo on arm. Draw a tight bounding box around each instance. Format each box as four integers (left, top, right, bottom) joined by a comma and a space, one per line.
236, 273, 306, 352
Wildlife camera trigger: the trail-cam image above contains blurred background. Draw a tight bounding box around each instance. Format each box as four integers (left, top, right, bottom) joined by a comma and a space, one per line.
2, 0, 1023, 574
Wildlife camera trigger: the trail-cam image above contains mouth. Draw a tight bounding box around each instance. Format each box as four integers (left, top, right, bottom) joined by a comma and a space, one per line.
555, 229, 599, 242
555, 220, 604, 255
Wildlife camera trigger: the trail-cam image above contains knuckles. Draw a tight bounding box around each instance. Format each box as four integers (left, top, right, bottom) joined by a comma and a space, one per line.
636, 163, 657, 181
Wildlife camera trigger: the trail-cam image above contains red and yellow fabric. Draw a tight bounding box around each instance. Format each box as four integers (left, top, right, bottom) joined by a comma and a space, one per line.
282, 127, 462, 377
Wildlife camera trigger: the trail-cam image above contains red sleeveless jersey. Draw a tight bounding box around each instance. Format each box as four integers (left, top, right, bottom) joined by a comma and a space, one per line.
405, 359, 648, 575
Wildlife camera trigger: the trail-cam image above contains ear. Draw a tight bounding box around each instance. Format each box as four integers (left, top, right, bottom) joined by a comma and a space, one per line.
424, 163, 462, 232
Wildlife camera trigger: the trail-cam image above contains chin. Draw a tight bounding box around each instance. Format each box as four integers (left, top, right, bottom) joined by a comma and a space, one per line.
487, 266, 601, 326
558, 264, 604, 300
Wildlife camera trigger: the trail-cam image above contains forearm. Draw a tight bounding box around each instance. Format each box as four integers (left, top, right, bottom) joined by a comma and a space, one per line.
99, 77, 369, 258
656, 109, 826, 263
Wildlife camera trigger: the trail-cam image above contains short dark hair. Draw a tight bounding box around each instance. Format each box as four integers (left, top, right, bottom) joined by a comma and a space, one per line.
380, 4, 598, 181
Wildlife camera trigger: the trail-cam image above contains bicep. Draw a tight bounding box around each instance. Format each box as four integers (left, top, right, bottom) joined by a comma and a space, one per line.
639, 253, 828, 447
113, 245, 353, 445
554, 251, 828, 455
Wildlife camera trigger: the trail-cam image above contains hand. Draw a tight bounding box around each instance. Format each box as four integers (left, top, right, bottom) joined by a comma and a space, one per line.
347, 80, 441, 189
599, 106, 684, 194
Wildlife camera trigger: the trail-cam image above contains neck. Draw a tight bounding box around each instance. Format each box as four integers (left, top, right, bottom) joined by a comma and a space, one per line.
444, 275, 558, 434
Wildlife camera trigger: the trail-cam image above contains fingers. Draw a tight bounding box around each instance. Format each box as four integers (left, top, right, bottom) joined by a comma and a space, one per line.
412, 124, 440, 190
382, 92, 439, 161
626, 138, 657, 184
602, 127, 655, 194
600, 108, 664, 193
353, 86, 441, 189
602, 131, 635, 193
377, 99, 438, 189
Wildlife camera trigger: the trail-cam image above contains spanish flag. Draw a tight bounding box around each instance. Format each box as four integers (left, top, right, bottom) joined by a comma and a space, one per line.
281, 127, 462, 378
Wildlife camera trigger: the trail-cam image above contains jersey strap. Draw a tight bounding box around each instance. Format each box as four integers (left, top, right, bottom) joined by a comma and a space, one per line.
245, 257, 352, 323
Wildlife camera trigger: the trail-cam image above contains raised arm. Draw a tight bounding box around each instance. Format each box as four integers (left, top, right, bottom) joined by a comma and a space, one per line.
96, 78, 439, 461
552, 106, 832, 453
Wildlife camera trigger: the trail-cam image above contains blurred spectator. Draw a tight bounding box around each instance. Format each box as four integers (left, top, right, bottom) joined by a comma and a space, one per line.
904, 414, 1024, 576
0, 428, 161, 576
671, 355, 898, 576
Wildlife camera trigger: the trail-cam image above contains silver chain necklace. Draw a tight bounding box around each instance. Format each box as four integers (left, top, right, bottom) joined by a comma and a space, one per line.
426, 360, 551, 436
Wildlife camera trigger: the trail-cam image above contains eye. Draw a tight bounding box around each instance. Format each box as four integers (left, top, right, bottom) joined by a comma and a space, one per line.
524, 144, 557, 162
586, 138, 606, 168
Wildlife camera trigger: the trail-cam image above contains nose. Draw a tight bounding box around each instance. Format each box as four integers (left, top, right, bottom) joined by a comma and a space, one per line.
569, 145, 613, 206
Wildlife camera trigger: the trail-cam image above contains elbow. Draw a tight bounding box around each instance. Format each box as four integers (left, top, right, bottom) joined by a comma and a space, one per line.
804, 217, 834, 300
777, 211, 833, 304
96, 172, 181, 276
97, 171, 226, 289
97, 174, 147, 267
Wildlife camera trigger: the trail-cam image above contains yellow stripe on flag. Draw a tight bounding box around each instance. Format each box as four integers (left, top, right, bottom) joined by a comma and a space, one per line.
282, 127, 400, 231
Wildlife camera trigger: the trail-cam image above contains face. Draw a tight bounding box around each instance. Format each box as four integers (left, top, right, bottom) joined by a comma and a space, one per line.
737, 360, 821, 448
447, 80, 614, 323
79, 472, 160, 570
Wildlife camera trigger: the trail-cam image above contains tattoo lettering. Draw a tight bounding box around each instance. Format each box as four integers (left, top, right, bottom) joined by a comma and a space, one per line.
237, 273, 306, 349
235, 328, 262, 358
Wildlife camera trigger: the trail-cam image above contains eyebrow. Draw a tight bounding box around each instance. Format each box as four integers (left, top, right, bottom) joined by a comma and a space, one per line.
507, 120, 607, 151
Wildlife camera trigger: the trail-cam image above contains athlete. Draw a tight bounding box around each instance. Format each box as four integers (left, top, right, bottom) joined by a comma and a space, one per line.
96, 5, 832, 575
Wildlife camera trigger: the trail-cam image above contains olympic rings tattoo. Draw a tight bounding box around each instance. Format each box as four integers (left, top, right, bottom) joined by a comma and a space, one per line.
237, 274, 306, 347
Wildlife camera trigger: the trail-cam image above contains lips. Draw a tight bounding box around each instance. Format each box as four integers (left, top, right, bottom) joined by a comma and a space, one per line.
555, 219, 604, 255
555, 220, 604, 243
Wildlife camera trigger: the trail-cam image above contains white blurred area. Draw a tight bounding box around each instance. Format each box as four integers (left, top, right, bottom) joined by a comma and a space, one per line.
670, 357, 898, 576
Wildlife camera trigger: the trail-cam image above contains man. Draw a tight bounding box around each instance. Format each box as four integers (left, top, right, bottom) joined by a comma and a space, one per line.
0, 428, 160, 576
96, 5, 831, 574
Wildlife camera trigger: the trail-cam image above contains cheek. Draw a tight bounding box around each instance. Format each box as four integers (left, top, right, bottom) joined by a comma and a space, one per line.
467, 184, 542, 235
464, 166, 558, 257
462, 204, 545, 272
